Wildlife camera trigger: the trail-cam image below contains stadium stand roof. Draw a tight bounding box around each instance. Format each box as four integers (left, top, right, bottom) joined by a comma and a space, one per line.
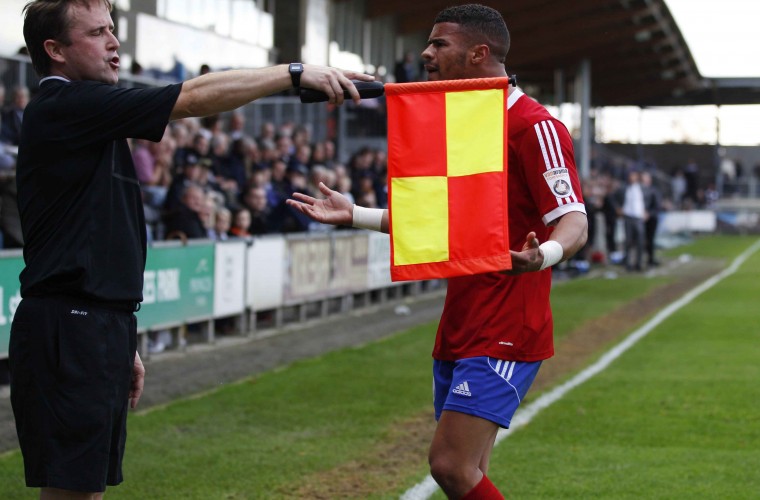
363, 0, 760, 107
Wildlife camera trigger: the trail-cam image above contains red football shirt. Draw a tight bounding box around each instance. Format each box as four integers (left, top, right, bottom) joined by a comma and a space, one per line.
433, 89, 586, 362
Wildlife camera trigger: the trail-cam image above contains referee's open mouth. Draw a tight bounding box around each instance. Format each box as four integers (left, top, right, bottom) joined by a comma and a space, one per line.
109, 56, 120, 70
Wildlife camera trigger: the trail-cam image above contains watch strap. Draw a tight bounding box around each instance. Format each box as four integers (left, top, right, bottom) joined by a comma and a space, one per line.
289, 62, 303, 88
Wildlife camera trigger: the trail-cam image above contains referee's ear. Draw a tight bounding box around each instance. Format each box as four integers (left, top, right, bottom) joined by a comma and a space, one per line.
43, 39, 66, 65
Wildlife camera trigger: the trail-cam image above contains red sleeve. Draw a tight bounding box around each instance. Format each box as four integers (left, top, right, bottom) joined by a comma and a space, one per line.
518, 117, 585, 225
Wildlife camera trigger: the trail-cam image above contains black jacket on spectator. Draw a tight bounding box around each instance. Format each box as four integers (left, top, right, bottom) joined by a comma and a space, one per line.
164, 204, 207, 239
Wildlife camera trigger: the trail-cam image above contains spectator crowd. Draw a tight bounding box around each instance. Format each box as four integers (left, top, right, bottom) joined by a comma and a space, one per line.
131, 110, 389, 243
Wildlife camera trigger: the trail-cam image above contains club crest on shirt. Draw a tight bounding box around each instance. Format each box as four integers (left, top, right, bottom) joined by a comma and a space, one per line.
543, 168, 574, 198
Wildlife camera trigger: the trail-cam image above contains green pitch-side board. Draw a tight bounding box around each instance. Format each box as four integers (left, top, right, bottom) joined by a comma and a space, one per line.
136, 243, 215, 329
0, 243, 216, 357
0, 253, 23, 358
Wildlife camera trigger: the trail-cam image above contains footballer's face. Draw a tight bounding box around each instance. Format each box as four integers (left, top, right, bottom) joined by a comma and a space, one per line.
421, 22, 472, 81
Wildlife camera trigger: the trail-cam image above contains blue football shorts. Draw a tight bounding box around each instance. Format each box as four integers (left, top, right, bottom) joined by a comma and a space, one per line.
433, 357, 542, 428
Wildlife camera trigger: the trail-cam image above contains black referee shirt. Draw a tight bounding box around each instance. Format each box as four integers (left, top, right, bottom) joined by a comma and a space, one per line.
16, 78, 182, 302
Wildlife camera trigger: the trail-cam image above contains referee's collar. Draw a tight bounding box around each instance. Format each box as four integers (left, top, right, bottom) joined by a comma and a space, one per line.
39, 76, 70, 84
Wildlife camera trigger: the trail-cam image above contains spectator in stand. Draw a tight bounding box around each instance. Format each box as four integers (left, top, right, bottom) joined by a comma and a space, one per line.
133, 130, 174, 202
242, 185, 273, 235
169, 119, 194, 167
248, 164, 271, 191
579, 167, 605, 264
227, 136, 255, 191
275, 133, 294, 165
0, 85, 17, 171
211, 206, 231, 241
280, 164, 312, 232
642, 171, 661, 267
1, 86, 30, 146
684, 158, 700, 203
719, 155, 737, 198
291, 125, 311, 149
277, 121, 295, 140
601, 173, 621, 260
164, 152, 205, 212
618, 169, 646, 272
372, 149, 389, 208
310, 141, 328, 168
228, 207, 252, 238
670, 168, 687, 208
0, 174, 23, 250
259, 141, 279, 166
289, 143, 311, 174
133, 130, 174, 238
0, 83, 21, 250
190, 131, 211, 160
394, 51, 418, 83
334, 165, 355, 205
349, 146, 375, 198
323, 139, 337, 168
200, 193, 217, 239
258, 121, 276, 151
208, 132, 239, 204
195, 158, 227, 203
355, 172, 379, 208
243, 135, 265, 169
286, 163, 310, 194
0, 137, 15, 170
131, 138, 156, 182
267, 158, 290, 209
227, 110, 246, 141
165, 183, 207, 240
199, 114, 222, 139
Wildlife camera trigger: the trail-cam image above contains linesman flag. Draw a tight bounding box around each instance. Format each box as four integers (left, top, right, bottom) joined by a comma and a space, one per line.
386, 77, 511, 282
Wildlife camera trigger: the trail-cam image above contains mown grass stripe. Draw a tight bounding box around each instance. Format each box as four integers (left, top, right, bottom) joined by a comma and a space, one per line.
401, 238, 760, 500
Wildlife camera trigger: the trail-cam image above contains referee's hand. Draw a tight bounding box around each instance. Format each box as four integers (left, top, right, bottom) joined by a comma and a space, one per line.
130, 351, 146, 409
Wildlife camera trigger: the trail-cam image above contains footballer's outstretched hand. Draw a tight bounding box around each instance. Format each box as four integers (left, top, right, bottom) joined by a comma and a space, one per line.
287, 182, 353, 227
502, 231, 542, 275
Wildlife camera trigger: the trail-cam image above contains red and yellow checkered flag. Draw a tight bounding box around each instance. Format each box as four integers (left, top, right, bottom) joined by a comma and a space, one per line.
386, 77, 511, 282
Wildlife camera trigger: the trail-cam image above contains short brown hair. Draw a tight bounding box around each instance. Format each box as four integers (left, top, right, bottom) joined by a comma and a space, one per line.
22, 0, 112, 77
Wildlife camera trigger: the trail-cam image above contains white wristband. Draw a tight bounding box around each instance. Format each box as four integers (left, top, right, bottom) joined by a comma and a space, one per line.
352, 205, 384, 232
538, 240, 563, 270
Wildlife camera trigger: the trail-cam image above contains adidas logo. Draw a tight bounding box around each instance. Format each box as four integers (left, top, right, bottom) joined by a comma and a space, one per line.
452, 381, 472, 397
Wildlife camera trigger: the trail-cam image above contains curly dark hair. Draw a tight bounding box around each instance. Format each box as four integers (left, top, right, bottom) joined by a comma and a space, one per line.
434, 4, 510, 63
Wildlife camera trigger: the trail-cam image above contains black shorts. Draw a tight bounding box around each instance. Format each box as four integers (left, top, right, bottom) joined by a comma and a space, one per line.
9, 296, 137, 492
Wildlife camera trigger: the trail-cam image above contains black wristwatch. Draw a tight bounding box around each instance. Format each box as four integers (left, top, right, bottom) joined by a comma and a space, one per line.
289, 62, 304, 88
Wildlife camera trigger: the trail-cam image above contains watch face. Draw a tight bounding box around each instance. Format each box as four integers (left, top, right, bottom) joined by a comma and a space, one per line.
290, 63, 303, 87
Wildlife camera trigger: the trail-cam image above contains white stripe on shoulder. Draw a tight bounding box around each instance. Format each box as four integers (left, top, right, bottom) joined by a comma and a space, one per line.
546, 120, 566, 169
534, 122, 552, 171
541, 121, 560, 168
507, 88, 524, 109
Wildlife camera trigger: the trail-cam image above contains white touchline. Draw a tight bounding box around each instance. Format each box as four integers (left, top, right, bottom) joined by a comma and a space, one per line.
400, 239, 760, 500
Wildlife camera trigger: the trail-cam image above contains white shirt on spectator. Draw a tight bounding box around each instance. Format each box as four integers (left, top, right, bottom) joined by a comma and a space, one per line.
622, 183, 645, 219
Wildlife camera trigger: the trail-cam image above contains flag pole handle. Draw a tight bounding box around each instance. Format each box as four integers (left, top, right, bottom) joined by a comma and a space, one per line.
300, 80, 385, 103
